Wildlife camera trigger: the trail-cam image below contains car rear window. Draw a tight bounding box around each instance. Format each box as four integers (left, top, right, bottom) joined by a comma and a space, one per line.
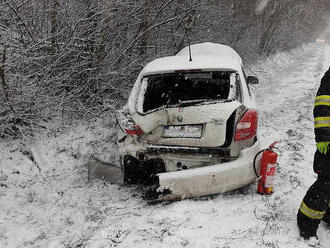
141, 71, 234, 112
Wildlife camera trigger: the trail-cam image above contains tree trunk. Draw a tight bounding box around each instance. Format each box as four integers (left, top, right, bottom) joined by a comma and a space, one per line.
258, 2, 283, 54
176, 8, 197, 53
0, 47, 10, 104
137, 0, 156, 56
94, 2, 112, 65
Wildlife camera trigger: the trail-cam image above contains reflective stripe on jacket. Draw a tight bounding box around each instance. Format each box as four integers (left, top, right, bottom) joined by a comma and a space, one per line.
314, 70, 330, 142
299, 201, 325, 220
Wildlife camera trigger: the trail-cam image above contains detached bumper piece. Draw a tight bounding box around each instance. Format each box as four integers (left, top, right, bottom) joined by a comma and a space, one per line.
156, 141, 261, 201
147, 145, 230, 156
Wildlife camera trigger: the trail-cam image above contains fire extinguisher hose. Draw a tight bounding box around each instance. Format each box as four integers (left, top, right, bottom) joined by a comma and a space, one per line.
253, 149, 267, 177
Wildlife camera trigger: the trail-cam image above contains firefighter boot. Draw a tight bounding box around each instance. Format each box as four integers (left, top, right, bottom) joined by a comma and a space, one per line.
297, 210, 318, 240
297, 211, 318, 240
322, 207, 330, 226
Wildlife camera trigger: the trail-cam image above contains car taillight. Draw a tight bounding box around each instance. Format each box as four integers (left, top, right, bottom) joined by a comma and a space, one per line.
116, 110, 144, 136
234, 109, 258, 141
125, 124, 144, 135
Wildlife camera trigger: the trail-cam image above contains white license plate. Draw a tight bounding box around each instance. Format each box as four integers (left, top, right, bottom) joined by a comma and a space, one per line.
163, 125, 202, 138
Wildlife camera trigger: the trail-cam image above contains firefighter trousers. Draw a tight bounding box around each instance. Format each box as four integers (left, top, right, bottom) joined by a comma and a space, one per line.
297, 150, 330, 235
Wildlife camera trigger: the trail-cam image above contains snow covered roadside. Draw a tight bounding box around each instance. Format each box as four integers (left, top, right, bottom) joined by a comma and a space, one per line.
1, 43, 330, 248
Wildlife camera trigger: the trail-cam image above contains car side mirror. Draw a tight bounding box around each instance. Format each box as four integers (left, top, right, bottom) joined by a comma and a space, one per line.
247, 76, 259, 84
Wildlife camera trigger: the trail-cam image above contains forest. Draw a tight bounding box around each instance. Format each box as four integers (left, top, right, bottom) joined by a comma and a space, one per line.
0, 0, 329, 138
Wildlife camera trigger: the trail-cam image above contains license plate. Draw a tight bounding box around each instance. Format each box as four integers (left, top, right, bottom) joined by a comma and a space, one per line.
163, 125, 202, 138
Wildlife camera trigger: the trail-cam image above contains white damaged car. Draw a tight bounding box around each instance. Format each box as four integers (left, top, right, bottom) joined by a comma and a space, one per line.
116, 42, 261, 200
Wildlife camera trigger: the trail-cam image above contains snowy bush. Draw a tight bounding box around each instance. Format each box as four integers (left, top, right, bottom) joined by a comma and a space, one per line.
0, 0, 328, 138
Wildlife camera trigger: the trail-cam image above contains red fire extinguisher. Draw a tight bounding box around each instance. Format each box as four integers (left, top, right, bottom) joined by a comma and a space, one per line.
253, 142, 278, 195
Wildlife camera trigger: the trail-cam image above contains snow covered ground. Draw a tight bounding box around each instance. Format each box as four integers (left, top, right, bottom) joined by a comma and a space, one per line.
1, 43, 330, 248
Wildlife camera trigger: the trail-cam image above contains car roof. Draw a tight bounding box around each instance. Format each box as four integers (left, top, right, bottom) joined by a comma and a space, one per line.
127, 43, 245, 114
141, 42, 242, 76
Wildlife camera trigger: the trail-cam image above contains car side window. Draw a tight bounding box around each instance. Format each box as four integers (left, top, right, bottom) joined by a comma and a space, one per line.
235, 73, 243, 103
242, 67, 252, 96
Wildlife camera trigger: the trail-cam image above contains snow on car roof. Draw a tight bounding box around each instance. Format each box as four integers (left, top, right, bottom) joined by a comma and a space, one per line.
141, 43, 242, 76
177, 42, 241, 59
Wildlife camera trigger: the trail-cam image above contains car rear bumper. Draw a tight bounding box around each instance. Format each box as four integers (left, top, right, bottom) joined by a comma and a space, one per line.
156, 140, 261, 200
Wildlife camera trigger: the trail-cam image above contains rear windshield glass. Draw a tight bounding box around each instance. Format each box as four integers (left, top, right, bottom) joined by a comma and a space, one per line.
142, 71, 233, 112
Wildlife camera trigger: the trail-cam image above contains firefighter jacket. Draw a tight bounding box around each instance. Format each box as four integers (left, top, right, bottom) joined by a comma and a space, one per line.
314, 69, 330, 142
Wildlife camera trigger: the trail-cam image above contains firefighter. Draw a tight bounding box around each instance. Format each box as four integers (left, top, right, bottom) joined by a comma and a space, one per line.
297, 67, 330, 239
